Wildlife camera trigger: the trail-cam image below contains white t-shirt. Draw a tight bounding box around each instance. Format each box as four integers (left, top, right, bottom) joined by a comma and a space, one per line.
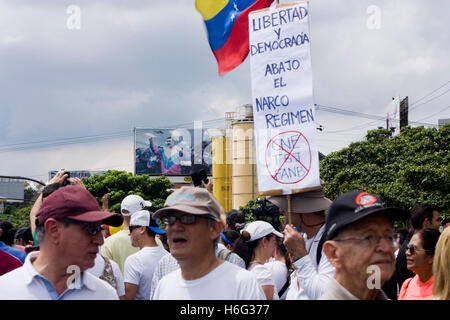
285, 272, 302, 300
87, 253, 125, 297
124, 246, 168, 300
265, 260, 288, 299
249, 263, 279, 300
153, 260, 266, 300
0, 251, 118, 300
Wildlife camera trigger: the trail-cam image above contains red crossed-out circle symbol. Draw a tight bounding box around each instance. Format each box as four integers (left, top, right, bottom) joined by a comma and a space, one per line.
265, 130, 311, 184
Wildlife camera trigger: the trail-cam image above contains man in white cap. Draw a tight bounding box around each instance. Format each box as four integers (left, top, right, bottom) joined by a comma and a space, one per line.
101, 195, 152, 274
152, 186, 265, 300
123, 210, 168, 300
268, 186, 335, 300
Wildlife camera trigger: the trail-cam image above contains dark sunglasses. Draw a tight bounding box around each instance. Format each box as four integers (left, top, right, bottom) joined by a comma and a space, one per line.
129, 225, 141, 233
406, 244, 427, 255
58, 218, 105, 236
161, 215, 208, 226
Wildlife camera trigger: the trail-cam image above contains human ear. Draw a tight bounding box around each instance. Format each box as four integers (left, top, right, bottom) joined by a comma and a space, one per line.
323, 240, 341, 269
44, 219, 61, 244
209, 221, 223, 240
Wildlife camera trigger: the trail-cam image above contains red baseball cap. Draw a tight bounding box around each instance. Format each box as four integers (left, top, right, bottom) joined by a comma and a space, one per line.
36, 185, 123, 227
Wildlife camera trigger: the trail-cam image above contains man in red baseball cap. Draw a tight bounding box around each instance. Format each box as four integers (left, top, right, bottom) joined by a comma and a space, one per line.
0, 185, 123, 300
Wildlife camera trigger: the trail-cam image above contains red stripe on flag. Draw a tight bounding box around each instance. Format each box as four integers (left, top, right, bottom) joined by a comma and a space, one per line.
213, 0, 274, 75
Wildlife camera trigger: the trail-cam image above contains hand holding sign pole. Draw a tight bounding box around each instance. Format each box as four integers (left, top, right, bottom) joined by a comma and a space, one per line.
249, 1, 321, 202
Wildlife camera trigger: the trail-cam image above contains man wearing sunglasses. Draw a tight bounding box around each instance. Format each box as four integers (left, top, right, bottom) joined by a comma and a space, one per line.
151, 186, 265, 300
0, 185, 123, 300
123, 210, 168, 300
319, 190, 409, 300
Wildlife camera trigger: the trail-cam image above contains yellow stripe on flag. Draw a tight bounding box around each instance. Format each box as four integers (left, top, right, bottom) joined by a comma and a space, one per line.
195, 0, 229, 21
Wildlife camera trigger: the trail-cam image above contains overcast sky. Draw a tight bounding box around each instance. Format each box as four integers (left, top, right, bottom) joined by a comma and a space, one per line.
0, 0, 449, 184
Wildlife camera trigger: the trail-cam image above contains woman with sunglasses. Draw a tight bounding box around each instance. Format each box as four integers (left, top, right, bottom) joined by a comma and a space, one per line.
398, 228, 441, 300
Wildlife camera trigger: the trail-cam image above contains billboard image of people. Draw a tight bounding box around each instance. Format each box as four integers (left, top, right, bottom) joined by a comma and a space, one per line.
134, 128, 213, 176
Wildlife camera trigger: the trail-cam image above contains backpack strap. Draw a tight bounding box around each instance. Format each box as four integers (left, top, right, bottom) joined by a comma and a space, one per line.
218, 248, 232, 261
316, 228, 327, 266
278, 269, 293, 298
99, 256, 117, 290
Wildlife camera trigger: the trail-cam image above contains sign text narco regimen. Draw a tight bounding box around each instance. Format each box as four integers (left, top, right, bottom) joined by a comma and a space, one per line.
249, 1, 320, 195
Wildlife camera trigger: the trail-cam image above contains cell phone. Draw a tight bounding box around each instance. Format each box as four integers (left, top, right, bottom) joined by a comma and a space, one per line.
191, 169, 208, 187
62, 171, 71, 186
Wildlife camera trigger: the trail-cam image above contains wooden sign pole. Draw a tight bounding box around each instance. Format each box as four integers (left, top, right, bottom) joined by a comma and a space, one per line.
287, 194, 292, 225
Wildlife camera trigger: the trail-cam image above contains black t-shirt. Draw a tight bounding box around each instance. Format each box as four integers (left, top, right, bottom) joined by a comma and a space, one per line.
382, 233, 415, 300
395, 233, 415, 287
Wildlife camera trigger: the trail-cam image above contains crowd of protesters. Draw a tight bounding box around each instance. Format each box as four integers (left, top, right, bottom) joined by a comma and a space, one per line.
0, 169, 449, 300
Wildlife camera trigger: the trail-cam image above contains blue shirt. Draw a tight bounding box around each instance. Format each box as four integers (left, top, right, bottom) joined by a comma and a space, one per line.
0, 241, 26, 263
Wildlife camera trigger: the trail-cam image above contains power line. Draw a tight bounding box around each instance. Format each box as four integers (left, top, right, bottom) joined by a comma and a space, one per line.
0, 118, 226, 153
415, 105, 450, 122
316, 103, 438, 133
410, 88, 450, 112
0, 131, 133, 153
410, 80, 450, 107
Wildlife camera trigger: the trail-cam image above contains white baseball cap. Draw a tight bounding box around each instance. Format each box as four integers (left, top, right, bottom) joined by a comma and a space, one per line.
242, 220, 283, 242
120, 195, 152, 216
130, 210, 165, 234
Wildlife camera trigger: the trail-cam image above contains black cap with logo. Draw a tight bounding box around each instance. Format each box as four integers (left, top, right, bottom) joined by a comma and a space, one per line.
325, 190, 409, 241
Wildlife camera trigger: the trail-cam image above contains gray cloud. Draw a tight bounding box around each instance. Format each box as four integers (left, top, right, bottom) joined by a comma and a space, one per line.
0, 0, 448, 182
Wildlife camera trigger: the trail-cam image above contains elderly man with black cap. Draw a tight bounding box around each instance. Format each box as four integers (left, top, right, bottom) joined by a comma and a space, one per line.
268, 186, 334, 300
152, 186, 265, 300
319, 190, 409, 300
0, 186, 123, 299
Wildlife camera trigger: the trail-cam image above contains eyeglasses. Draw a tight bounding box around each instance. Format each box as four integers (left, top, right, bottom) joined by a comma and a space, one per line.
406, 244, 427, 255
334, 233, 395, 248
129, 225, 141, 233
161, 215, 207, 226
58, 218, 105, 236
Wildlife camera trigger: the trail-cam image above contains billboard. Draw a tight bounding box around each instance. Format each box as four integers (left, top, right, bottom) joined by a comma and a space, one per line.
49, 170, 106, 181
134, 128, 214, 176
0, 178, 24, 203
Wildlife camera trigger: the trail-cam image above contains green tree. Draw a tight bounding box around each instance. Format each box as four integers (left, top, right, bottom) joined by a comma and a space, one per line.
320, 124, 450, 223
82, 170, 174, 213
1, 206, 33, 229
1, 187, 39, 228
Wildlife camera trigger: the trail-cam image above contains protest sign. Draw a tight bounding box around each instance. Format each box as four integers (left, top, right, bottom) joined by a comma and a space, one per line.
249, 1, 320, 195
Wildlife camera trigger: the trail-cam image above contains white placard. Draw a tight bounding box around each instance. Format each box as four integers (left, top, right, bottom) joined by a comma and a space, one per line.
249, 1, 320, 195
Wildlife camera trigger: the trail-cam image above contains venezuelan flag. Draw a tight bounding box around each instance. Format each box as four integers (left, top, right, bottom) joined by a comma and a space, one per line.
196, 0, 274, 75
